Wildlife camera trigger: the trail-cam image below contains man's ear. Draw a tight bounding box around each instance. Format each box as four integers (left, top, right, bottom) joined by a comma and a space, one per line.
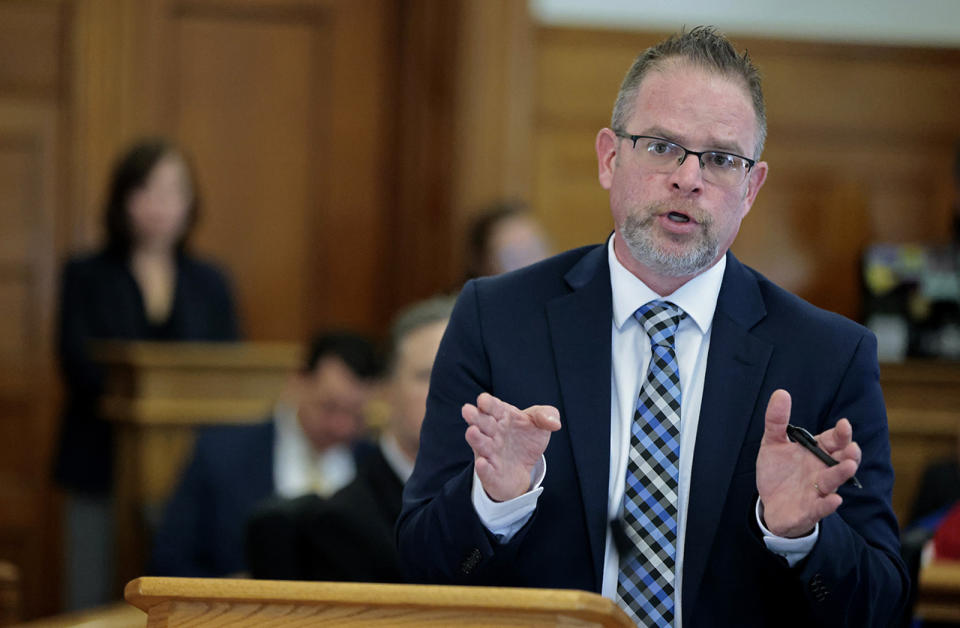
596, 128, 619, 190
741, 160, 768, 217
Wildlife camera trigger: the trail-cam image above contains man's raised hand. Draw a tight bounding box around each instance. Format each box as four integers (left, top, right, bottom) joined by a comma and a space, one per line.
756, 389, 862, 537
462, 392, 561, 502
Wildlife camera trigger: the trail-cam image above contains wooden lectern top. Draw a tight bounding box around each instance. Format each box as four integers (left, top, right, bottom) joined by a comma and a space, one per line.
94, 340, 303, 369
94, 340, 302, 425
125, 577, 634, 627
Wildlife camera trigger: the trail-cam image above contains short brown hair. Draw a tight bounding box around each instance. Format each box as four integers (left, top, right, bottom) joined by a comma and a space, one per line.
611, 26, 767, 159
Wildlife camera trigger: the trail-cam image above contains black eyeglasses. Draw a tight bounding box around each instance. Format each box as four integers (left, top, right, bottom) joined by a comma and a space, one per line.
613, 132, 756, 187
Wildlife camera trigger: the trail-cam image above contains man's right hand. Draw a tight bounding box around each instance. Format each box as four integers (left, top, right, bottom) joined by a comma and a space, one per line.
462, 392, 561, 502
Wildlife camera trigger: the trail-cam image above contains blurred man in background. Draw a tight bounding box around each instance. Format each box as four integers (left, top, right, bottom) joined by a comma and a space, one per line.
150, 331, 381, 577
247, 295, 454, 582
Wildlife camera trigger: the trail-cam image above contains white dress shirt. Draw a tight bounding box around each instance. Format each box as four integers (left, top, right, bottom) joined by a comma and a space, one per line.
272, 402, 357, 499
380, 432, 415, 484
472, 237, 815, 625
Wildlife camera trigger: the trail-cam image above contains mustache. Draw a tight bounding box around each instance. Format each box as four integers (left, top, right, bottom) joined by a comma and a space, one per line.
640, 201, 710, 225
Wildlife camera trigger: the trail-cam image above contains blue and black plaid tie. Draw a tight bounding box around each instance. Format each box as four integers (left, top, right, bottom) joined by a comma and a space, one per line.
617, 300, 685, 627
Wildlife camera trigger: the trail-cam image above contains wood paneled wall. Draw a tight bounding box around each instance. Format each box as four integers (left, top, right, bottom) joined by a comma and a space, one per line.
532, 27, 960, 319
69, 0, 399, 338
0, 1, 68, 620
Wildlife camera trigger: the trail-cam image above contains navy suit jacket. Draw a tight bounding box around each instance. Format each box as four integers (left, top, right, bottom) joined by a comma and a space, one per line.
150, 421, 276, 577
398, 245, 908, 627
152, 420, 377, 578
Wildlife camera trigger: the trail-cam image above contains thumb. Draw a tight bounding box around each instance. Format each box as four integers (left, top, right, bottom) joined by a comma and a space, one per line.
526, 405, 562, 432
762, 389, 791, 444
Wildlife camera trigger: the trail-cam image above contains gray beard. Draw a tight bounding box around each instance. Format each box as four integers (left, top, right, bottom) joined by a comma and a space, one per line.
620, 210, 719, 277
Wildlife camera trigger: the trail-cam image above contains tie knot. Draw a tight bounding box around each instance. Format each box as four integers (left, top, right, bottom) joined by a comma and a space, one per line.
634, 300, 684, 346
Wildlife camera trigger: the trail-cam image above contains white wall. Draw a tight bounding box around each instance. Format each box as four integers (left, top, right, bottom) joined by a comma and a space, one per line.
530, 0, 960, 48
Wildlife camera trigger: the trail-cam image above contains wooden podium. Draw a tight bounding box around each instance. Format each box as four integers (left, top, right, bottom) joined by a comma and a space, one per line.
95, 341, 302, 589
124, 577, 634, 627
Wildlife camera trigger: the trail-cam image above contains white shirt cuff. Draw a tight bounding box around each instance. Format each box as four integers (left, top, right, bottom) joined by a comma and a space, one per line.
756, 498, 818, 567
471, 456, 546, 542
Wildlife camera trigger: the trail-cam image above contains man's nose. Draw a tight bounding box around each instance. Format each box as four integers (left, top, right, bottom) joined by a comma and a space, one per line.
669, 154, 703, 194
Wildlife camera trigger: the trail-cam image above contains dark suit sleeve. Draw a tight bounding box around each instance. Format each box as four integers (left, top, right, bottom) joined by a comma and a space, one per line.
396, 281, 533, 584
300, 490, 404, 583
246, 495, 315, 580
57, 260, 104, 397
792, 332, 909, 626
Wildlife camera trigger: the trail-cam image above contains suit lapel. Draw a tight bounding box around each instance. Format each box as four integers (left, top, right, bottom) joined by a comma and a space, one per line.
682, 254, 772, 616
546, 245, 613, 590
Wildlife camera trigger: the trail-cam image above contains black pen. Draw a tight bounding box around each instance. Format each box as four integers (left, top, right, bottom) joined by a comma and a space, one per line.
785, 424, 863, 489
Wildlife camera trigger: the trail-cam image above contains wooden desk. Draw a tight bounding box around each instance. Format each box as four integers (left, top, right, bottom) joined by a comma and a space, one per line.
95, 342, 301, 590
882, 361, 960, 524
124, 577, 633, 627
16, 602, 145, 628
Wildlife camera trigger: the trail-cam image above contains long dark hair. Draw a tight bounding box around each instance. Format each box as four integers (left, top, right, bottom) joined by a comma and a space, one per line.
103, 138, 200, 258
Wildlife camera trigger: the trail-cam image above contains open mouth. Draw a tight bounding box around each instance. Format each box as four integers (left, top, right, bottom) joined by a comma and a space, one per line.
667, 211, 691, 223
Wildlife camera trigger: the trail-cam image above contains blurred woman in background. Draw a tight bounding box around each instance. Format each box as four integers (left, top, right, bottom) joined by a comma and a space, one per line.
53, 138, 240, 609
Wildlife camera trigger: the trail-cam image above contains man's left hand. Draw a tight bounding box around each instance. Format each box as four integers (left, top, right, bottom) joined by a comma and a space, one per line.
756, 389, 862, 538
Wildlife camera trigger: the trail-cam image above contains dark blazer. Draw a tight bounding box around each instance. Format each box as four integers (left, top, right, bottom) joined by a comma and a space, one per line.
152, 420, 377, 578
54, 250, 239, 494
246, 445, 405, 582
150, 421, 276, 577
398, 244, 909, 627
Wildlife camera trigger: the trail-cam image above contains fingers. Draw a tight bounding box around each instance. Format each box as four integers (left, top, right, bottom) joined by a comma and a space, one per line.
762, 389, 791, 444
814, 457, 859, 495
464, 424, 494, 459
467, 393, 562, 433
827, 439, 862, 470
810, 492, 843, 520
462, 403, 498, 436
476, 392, 520, 422
526, 405, 562, 432
817, 417, 853, 453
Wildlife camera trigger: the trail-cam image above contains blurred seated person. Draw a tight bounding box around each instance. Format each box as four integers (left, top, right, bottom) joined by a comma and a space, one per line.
905, 499, 960, 628
898, 433, 960, 626
911, 459, 960, 532
246, 296, 454, 582
54, 138, 239, 609
464, 200, 551, 281
150, 331, 381, 577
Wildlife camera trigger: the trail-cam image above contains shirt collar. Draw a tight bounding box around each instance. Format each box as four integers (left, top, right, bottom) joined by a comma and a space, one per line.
607, 234, 725, 335
274, 400, 305, 447
379, 433, 415, 484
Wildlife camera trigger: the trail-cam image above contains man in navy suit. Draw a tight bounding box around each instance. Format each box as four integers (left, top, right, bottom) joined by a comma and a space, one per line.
397, 26, 908, 627
150, 332, 381, 577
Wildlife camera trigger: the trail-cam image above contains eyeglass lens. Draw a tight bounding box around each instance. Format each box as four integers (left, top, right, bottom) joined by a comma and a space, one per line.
634, 137, 751, 186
